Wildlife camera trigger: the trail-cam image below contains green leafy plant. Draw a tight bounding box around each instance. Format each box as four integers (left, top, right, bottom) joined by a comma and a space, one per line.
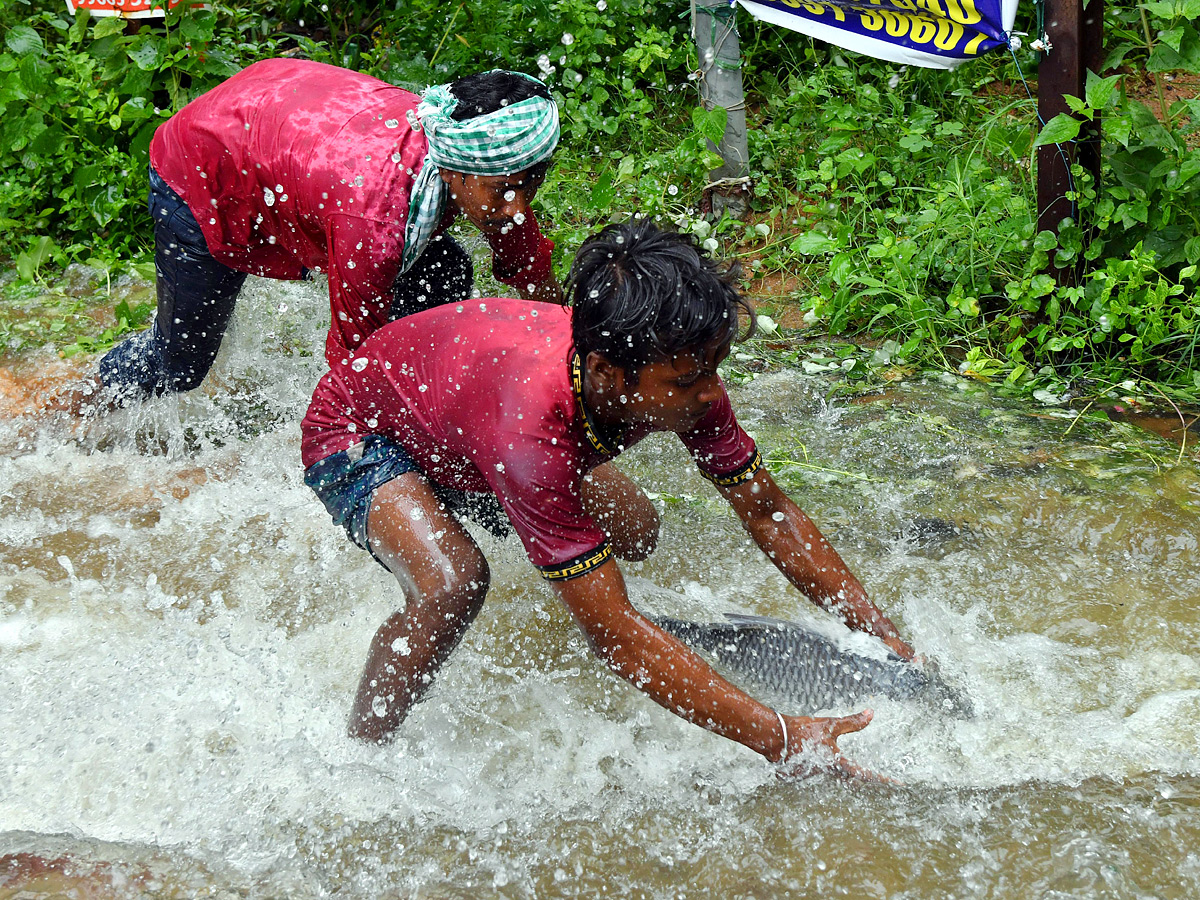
0, 1, 280, 267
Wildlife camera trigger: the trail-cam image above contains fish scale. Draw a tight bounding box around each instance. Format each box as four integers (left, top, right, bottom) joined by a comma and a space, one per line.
653, 613, 974, 718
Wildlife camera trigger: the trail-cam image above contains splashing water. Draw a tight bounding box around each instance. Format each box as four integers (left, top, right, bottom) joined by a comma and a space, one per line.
1, 273, 1199, 897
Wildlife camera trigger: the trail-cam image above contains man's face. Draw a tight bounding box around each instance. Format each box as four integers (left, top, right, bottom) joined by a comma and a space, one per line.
614, 340, 731, 433
441, 168, 546, 236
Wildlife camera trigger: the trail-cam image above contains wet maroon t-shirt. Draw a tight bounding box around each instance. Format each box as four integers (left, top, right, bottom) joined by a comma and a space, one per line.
149, 58, 554, 366
300, 299, 761, 579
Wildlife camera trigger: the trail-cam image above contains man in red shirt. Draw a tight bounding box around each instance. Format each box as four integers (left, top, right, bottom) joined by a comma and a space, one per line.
302, 219, 916, 777
61, 58, 561, 409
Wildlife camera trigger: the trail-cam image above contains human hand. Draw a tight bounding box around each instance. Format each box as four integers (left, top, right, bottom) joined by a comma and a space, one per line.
882, 632, 916, 662
778, 709, 888, 781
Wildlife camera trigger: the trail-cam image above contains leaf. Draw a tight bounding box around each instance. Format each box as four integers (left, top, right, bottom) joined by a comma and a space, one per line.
1107, 113, 1133, 148
1084, 71, 1121, 110
1157, 26, 1186, 52
1033, 230, 1058, 252
590, 167, 614, 208
127, 38, 163, 71
1034, 113, 1082, 148
73, 164, 101, 191
1064, 94, 1090, 115
616, 154, 637, 183
1029, 274, 1057, 298
789, 231, 837, 255
692, 105, 727, 146
1142, 0, 1200, 18
1176, 158, 1200, 188
15, 235, 56, 282
69, 11, 91, 44
1140, 0, 1180, 17
194, 47, 241, 78
180, 11, 217, 43
5, 26, 44, 57
92, 17, 127, 39
1148, 26, 1200, 72
1126, 100, 1178, 151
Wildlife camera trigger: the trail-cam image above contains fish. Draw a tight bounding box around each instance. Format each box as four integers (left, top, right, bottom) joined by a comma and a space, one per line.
653, 612, 974, 718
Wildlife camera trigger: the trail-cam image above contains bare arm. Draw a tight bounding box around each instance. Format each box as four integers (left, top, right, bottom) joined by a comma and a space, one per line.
553, 555, 875, 774
718, 466, 915, 660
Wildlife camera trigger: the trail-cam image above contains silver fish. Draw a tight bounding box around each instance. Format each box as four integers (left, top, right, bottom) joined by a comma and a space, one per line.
654, 613, 974, 718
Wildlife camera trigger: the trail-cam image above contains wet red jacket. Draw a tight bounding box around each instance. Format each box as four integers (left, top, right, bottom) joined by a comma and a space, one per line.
150, 58, 554, 365
301, 300, 759, 575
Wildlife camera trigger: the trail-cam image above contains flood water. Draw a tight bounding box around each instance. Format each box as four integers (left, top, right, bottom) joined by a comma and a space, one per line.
2, 274, 1198, 898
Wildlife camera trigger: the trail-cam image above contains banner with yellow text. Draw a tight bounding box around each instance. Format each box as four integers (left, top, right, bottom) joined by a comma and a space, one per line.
734, 0, 1019, 69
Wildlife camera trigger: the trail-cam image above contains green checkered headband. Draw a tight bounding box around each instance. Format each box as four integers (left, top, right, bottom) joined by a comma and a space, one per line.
401, 71, 559, 275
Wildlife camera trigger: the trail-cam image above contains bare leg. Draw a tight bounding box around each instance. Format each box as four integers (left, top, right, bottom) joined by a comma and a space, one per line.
348, 472, 490, 743
581, 462, 660, 561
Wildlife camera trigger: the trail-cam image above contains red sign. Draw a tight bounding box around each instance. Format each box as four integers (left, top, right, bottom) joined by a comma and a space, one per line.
65, 0, 191, 17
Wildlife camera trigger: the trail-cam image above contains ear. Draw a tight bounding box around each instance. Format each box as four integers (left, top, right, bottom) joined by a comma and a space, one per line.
585, 351, 625, 397
439, 168, 462, 189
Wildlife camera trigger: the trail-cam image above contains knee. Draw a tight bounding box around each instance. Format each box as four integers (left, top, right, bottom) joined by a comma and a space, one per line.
454, 554, 490, 619
398, 551, 490, 630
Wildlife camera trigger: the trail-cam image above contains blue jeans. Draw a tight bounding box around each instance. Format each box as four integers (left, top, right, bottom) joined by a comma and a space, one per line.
305, 435, 510, 570
99, 167, 247, 398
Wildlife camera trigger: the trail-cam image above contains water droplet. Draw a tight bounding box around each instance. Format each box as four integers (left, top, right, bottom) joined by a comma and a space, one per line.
351, 357, 368, 372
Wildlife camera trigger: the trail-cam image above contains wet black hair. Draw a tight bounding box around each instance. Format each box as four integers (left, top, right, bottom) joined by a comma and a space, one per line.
569, 218, 755, 382
448, 71, 555, 179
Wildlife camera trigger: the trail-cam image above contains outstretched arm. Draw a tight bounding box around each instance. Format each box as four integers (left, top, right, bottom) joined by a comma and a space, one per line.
553, 556, 876, 775
718, 466, 915, 660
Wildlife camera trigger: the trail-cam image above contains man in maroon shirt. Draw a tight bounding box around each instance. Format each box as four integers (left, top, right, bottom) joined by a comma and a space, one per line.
302, 219, 917, 777
59, 58, 562, 410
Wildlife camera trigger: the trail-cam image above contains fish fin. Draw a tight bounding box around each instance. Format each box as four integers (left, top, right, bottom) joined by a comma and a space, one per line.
722, 612, 798, 630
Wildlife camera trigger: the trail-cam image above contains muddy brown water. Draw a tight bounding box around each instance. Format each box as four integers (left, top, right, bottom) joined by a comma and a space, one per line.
2, 276, 1198, 898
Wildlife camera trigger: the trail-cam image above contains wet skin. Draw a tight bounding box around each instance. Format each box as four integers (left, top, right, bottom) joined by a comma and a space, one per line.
440, 167, 563, 306
351, 337, 913, 779
583, 342, 730, 435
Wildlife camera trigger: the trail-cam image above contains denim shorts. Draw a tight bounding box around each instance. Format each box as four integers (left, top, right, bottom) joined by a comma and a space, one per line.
304, 434, 511, 568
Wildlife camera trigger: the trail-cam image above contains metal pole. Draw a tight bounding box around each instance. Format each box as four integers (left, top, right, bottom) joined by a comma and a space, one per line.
1037, 0, 1104, 286
692, 0, 750, 216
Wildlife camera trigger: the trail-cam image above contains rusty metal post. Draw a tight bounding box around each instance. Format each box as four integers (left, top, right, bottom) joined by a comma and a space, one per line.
1037, 0, 1105, 284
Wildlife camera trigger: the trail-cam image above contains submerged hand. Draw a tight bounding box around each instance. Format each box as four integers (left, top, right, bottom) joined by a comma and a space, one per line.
779, 709, 887, 781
